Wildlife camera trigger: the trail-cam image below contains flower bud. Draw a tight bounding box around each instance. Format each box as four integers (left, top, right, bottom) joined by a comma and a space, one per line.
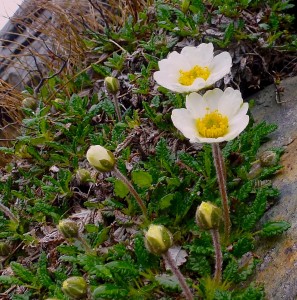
247, 162, 262, 180
196, 202, 222, 230
86, 145, 116, 172
62, 276, 87, 299
76, 168, 92, 184
0, 241, 11, 256
105, 76, 120, 95
259, 150, 278, 167
145, 224, 173, 255
22, 97, 38, 110
181, 0, 191, 13
58, 219, 79, 239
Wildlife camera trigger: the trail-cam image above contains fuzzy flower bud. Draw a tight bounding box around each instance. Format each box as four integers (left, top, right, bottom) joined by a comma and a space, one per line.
247, 162, 262, 180
196, 202, 222, 230
76, 168, 92, 184
145, 224, 173, 255
62, 276, 87, 299
0, 241, 11, 256
86, 145, 116, 172
58, 219, 79, 239
259, 150, 278, 167
181, 0, 191, 13
105, 76, 120, 95
22, 97, 38, 110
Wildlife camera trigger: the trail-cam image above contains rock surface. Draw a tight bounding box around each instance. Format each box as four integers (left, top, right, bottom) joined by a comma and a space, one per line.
250, 76, 297, 300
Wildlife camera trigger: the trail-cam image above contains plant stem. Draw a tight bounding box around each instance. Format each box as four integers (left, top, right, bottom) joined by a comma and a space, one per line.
77, 234, 95, 255
211, 143, 231, 243
113, 167, 148, 219
162, 251, 194, 300
210, 229, 223, 283
112, 94, 122, 122
0, 203, 18, 223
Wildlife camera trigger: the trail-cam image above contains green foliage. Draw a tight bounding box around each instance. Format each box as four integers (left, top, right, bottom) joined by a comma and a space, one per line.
0, 0, 293, 299
259, 220, 291, 237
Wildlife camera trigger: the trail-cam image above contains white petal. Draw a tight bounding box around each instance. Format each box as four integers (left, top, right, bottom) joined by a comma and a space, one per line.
154, 71, 178, 90
189, 78, 207, 92
181, 43, 214, 66
217, 88, 243, 118
202, 88, 224, 111
159, 53, 191, 72
207, 52, 232, 85
224, 115, 249, 141
186, 92, 208, 118
195, 136, 227, 143
228, 103, 249, 123
171, 109, 197, 140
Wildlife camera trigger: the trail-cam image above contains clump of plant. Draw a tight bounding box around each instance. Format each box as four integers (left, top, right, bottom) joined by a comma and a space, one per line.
0, 1, 294, 299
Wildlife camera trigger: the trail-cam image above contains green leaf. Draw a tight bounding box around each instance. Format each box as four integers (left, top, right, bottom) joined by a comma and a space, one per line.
0, 275, 22, 285
155, 274, 180, 292
105, 261, 139, 279
93, 284, 129, 299
36, 252, 54, 288
131, 170, 152, 188
232, 236, 255, 257
114, 179, 130, 198
159, 193, 174, 210
260, 220, 291, 237
92, 63, 111, 76
10, 262, 36, 284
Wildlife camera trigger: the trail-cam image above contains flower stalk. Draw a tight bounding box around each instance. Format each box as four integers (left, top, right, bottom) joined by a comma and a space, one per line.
210, 228, 223, 283
212, 143, 230, 243
113, 167, 147, 219
105, 76, 122, 122
162, 251, 194, 300
112, 94, 122, 122
0, 203, 18, 223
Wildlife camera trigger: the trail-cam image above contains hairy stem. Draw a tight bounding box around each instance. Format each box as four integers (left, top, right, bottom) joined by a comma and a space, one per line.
162, 251, 194, 300
77, 234, 95, 255
210, 229, 223, 283
212, 143, 231, 243
113, 167, 147, 219
112, 94, 122, 122
0, 203, 18, 223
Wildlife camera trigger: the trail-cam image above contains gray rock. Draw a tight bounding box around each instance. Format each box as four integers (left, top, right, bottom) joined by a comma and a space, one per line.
250, 76, 297, 300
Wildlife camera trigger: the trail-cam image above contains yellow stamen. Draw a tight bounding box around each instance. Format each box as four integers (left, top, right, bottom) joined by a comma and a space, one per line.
178, 65, 210, 86
196, 110, 229, 138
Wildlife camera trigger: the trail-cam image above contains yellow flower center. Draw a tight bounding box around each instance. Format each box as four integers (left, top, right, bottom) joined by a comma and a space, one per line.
196, 110, 229, 138
178, 65, 210, 86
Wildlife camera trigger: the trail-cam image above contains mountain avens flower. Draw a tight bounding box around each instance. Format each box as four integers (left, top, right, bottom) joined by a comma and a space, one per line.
171, 88, 249, 143
145, 224, 173, 255
196, 202, 222, 230
153, 43, 232, 93
105, 76, 120, 95
86, 145, 116, 172
62, 276, 87, 299
58, 219, 79, 239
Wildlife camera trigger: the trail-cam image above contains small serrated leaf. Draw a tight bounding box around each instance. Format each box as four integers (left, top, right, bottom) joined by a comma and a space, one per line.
155, 274, 181, 292
159, 193, 174, 210
131, 170, 152, 188
114, 179, 130, 198
93, 284, 129, 299
260, 221, 291, 237
11, 262, 35, 284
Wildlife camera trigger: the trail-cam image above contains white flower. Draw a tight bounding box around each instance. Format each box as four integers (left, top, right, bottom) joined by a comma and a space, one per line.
86, 145, 115, 172
171, 88, 249, 143
153, 43, 232, 93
